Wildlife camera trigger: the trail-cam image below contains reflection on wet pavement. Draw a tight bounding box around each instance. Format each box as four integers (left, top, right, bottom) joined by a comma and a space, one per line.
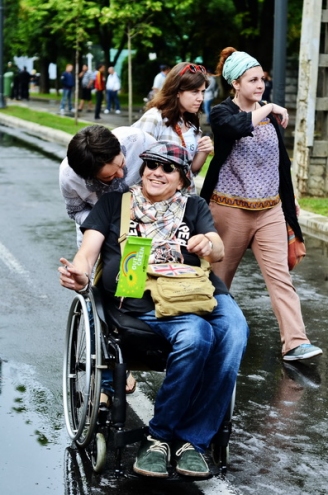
0, 360, 67, 494
225, 247, 328, 495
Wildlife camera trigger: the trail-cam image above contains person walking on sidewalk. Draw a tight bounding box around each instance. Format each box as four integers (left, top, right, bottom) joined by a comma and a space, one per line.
78, 64, 93, 112
60, 64, 75, 115
200, 46, 323, 362
104, 66, 121, 114
94, 63, 106, 120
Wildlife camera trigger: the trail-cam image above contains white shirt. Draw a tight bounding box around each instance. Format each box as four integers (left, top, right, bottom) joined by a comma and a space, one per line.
106, 72, 121, 91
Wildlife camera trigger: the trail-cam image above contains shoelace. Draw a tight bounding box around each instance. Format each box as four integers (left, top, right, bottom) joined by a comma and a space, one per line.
175, 442, 196, 456
147, 435, 171, 461
175, 442, 208, 468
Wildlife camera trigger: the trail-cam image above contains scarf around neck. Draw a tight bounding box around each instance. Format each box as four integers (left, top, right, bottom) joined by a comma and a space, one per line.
130, 185, 188, 263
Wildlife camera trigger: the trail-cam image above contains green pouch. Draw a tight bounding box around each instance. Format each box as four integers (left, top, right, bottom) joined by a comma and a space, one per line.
115, 236, 152, 298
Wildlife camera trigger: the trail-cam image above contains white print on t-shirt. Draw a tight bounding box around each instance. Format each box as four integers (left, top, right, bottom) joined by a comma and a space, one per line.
128, 220, 191, 246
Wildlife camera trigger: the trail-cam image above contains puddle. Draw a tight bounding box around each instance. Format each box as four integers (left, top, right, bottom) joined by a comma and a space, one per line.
0, 359, 67, 494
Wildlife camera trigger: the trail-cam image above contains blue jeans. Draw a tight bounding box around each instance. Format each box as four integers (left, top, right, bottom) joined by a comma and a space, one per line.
60, 88, 73, 111
106, 90, 120, 111
138, 294, 249, 452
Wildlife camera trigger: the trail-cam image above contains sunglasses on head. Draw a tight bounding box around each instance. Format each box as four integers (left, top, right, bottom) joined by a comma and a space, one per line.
179, 64, 206, 76
145, 161, 178, 174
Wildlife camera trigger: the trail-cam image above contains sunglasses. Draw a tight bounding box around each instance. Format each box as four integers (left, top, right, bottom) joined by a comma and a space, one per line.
179, 64, 207, 76
145, 161, 178, 174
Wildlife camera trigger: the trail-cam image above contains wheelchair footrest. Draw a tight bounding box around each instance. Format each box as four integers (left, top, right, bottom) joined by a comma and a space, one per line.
110, 426, 149, 449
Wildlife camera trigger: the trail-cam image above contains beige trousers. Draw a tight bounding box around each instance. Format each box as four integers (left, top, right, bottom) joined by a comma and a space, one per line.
209, 201, 310, 355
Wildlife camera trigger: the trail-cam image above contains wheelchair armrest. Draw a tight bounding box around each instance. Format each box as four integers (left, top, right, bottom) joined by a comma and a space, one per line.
90, 286, 154, 334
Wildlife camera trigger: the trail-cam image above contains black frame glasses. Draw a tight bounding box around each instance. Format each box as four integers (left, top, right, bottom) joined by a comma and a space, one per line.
145, 161, 178, 174
179, 64, 207, 76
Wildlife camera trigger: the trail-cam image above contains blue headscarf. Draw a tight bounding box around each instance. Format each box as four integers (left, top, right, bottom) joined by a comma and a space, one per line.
222, 51, 260, 85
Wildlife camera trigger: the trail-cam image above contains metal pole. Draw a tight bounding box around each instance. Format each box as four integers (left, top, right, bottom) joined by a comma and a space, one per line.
272, 0, 288, 107
0, 0, 6, 108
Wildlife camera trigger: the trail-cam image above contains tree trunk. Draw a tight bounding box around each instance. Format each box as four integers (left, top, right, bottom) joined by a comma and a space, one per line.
39, 58, 50, 94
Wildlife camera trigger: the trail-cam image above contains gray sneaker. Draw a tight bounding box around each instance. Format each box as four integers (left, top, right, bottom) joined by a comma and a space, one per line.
283, 344, 323, 361
174, 442, 210, 477
133, 435, 170, 477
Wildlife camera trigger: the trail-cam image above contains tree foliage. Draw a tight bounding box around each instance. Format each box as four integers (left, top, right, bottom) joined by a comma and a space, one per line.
3, 0, 303, 93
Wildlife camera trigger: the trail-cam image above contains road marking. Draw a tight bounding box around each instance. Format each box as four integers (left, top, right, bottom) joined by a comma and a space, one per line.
0, 241, 30, 277
127, 388, 242, 495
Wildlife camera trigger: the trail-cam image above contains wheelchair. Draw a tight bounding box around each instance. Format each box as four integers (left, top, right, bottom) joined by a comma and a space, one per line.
62, 283, 236, 478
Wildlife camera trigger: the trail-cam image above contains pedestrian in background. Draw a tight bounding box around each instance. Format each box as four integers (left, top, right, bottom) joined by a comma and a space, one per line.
203, 68, 218, 124
19, 66, 31, 100
78, 64, 93, 112
94, 63, 106, 120
263, 70, 273, 102
104, 66, 121, 114
201, 46, 323, 362
60, 64, 75, 115
152, 64, 170, 95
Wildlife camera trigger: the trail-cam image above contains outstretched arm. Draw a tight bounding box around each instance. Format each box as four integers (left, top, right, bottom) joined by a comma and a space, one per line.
58, 229, 104, 292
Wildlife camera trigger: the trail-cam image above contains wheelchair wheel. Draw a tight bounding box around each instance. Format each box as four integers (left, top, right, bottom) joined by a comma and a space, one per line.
63, 294, 102, 447
91, 433, 107, 473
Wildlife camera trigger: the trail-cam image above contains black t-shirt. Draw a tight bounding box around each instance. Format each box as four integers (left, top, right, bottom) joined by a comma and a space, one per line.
81, 192, 228, 312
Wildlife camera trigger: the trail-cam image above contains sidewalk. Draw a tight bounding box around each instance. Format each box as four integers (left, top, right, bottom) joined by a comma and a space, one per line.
0, 97, 327, 241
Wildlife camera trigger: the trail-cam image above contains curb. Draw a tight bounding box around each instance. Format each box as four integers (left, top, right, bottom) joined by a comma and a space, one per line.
1, 112, 327, 240
0, 113, 72, 147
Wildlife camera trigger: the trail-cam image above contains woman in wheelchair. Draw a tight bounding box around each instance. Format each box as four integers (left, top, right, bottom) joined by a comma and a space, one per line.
59, 141, 249, 478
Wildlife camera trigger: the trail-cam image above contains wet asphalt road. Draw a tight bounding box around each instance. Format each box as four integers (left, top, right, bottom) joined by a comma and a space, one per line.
0, 129, 328, 495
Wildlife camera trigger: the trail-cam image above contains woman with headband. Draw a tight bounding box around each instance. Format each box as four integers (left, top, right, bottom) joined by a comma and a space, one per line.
133, 62, 213, 193
201, 47, 322, 362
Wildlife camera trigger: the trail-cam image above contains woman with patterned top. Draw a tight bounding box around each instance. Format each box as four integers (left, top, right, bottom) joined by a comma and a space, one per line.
132, 62, 213, 194
201, 47, 322, 362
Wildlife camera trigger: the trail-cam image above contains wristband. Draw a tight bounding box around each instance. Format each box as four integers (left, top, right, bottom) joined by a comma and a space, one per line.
77, 273, 90, 294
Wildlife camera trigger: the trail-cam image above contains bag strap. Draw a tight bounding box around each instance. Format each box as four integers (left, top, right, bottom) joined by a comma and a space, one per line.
118, 191, 131, 256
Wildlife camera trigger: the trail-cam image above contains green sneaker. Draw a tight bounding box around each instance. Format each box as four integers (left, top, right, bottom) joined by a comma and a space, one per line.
174, 442, 210, 477
133, 435, 170, 478
283, 344, 323, 361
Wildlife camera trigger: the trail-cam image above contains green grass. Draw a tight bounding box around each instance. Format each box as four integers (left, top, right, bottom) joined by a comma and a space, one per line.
0, 105, 95, 135
298, 197, 328, 217
199, 155, 212, 177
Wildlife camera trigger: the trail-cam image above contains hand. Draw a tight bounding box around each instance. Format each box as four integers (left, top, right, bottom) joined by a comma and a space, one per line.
295, 198, 301, 217
271, 103, 289, 129
58, 258, 88, 291
187, 234, 212, 257
197, 135, 213, 154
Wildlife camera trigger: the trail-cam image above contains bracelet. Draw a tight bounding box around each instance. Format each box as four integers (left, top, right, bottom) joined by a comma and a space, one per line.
204, 234, 213, 251
76, 273, 90, 294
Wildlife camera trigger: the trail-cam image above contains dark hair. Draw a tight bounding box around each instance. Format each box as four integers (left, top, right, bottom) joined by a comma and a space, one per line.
139, 161, 191, 189
147, 62, 209, 133
67, 125, 121, 180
